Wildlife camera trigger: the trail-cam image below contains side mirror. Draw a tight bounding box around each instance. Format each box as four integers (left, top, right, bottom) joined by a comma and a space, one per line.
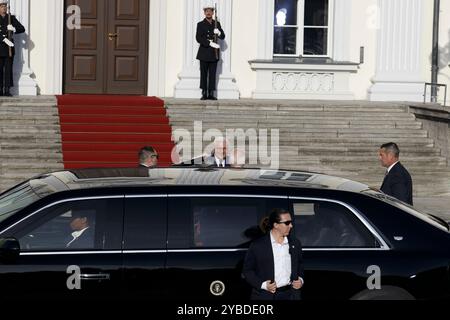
0, 238, 20, 263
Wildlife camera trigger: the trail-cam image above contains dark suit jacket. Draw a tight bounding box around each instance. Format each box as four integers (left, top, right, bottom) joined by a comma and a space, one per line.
66, 227, 95, 249
173, 154, 230, 167
381, 162, 413, 205
196, 19, 225, 62
0, 14, 25, 57
243, 234, 304, 300
203, 155, 231, 167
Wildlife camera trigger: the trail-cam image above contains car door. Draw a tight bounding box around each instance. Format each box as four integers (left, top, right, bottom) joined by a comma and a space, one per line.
289, 197, 388, 300
165, 194, 288, 300
121, 195, 167, 299
0, 196, 124, 300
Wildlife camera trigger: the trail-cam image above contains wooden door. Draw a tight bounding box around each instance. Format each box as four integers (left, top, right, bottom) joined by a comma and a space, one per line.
64, 0, 149, 95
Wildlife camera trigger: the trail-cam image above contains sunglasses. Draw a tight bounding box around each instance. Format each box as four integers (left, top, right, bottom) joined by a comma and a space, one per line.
278, 220, 292, 226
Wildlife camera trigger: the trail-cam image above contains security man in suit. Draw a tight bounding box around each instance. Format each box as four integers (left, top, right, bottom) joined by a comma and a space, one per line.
138, 146, 159, 168
379, 142, 413, 205
0, 1, 25, 96
243, 208, 304, 300
196, 2, 225, 100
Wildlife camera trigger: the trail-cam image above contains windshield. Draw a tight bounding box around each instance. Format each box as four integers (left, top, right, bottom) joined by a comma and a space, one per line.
363, 190, 449, 232
0, 183, 39, 224
0, 174, 70, 224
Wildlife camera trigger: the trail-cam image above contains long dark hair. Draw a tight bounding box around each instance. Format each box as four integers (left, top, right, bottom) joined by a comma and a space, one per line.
260, 208, 290, 234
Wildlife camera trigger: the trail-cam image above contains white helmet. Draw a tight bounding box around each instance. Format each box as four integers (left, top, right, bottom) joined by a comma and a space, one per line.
203, 0, 215, 10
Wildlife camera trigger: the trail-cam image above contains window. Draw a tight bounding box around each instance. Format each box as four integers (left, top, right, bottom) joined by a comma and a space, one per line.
274, 0, 331, 57
168, 196, 288, 249
13, 198, 123, 252
123, 197, 167, 249
291, 200, 378, 248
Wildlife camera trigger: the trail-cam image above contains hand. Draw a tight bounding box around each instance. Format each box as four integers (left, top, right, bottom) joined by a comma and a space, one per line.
7, 25, 16, 33
3, 38, 14, 47
266, 280, 277, 294
292, 277, 304, 290
209, 40, 220, 49
213, 28, 221, 36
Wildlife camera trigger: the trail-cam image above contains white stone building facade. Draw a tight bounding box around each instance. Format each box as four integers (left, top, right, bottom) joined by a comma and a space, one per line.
10, 0, 450, 103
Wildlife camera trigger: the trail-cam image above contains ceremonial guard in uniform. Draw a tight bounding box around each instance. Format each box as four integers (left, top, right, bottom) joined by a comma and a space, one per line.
196, 2, 225, 100
0, 0, 25, 96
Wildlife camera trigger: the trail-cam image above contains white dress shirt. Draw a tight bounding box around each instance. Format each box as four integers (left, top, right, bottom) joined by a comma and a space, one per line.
215, 157, 226, 167
261, 232, 292, 290
66, 227, 89, 248
387, 161, 399, 173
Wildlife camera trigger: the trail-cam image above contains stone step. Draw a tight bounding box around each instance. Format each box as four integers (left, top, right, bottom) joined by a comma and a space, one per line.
169, 117, 421, 125
1, 163, 64, 170
166, 105, 410, 112
281, 161, 448, 169
167, 109, 415, 119
170, 123, 423, 131
280, 154, 446, 162
0, 124, 60, 130
170, 120, 423, 130
171, 125, 427, 135
176, 136, 435, 145
166, 104, 413, 112
165, 103, 410, 112
276, 137, 435, 144
0, 151, 62, 159
0, 113, 60, 120
0, 108, 57, 114
295, 146, 441, 156
280, 166, 449, 176
0, 143, 62, 150
0, 95, 56, 103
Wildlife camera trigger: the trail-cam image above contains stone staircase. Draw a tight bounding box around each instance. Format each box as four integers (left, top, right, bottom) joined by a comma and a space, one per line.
0, 96, 64, 192
165, 99, 450, 196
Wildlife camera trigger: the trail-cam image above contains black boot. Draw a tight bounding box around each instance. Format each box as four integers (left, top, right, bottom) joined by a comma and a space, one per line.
4, 87, 11, 97
200, 90, 208, 100
207, 90, 217, 100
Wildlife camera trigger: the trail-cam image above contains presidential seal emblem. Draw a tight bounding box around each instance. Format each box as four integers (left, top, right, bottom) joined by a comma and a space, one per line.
210, 280, 225, 296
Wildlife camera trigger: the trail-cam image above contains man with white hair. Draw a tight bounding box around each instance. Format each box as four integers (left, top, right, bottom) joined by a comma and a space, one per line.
196, 1, 225, 100
205, 137, 230, 167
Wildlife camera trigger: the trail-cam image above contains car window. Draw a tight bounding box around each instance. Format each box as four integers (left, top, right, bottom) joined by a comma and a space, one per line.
13, 198, 123, 252
291, 200, 378, 248
168, 197, 287, 249
123, 197, 167, 249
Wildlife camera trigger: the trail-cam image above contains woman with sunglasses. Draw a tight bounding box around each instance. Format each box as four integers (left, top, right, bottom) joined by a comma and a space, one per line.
243, 208, 304, 300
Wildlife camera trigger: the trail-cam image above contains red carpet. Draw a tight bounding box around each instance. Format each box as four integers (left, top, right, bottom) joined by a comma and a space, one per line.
57, 95, 174, 169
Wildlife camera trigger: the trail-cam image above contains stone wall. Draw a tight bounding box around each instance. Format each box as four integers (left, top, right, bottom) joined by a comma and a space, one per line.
409, 104, 450, 165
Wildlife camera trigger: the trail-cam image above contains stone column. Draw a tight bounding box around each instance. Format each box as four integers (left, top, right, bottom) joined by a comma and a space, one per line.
10, 0, 38, 95
174, 0, 239, 99
369, 0, 424, 101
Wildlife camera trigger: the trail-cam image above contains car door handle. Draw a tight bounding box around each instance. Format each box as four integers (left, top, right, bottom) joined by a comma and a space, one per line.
80, 273, 111, 281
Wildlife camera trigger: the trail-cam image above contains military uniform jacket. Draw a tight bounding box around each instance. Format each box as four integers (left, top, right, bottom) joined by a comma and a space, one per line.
0, 14, 25, 57
196, 18, 225, 62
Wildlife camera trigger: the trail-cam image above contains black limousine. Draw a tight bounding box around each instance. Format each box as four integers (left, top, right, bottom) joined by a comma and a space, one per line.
0, 167, 449, 300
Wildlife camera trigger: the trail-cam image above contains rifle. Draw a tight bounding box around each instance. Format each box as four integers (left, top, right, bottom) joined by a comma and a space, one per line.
214, 3, 219, 60
7, 4, 11, 58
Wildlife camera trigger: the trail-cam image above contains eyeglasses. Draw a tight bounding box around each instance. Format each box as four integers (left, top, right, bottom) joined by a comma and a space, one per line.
151, 154, 159, 160
278, 220, 292, 226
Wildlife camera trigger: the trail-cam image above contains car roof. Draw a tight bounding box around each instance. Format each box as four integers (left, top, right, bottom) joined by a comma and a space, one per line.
24, 167, 371, 194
